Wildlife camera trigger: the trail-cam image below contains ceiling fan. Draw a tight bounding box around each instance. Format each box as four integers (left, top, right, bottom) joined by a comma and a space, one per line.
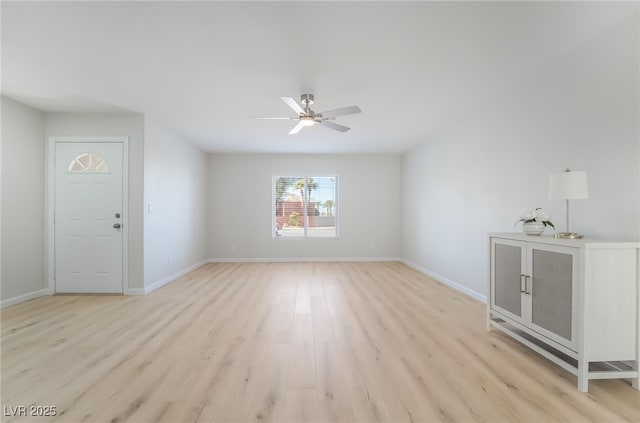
252, 94, 361, 134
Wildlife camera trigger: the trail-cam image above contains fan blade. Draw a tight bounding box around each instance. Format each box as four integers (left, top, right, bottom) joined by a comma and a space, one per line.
319, 121, 350, 132
281, 97, 305, 115
319, 105, 361, 119
288, 121, 305, 135
250, 116, 295, 120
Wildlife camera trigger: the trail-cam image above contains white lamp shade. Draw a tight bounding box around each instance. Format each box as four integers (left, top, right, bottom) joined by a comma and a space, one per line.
549, 170, 589, 199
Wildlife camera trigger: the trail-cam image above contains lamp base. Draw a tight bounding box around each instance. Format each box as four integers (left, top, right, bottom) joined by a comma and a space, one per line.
554, 232, 584, 239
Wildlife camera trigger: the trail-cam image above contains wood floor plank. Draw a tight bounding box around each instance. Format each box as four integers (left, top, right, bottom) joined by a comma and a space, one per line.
335, 340, 392, 423
1, 262, 638, 423
245, 343, 290, 423
294, 280, 312, 315
287, 342, 316, 390
315, 342, 356, 423
207, 361, 262, 422
291, 313, 314, 344
283, 389, 320, 423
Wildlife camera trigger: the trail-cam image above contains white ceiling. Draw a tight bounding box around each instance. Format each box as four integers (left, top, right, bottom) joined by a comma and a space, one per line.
2, 1, 635, 153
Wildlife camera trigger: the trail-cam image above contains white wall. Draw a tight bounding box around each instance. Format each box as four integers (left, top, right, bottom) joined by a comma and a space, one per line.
1, 97, 46, 304
144, 117, 208, 288
45, 112, 145, 289
208, 154, 402, 260
402, 12, 639, 299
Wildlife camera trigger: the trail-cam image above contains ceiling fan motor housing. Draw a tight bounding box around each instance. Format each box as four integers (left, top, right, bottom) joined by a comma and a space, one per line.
300, 93, 314, 106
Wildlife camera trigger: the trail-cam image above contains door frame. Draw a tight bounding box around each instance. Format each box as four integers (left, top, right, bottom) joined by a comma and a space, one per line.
47, 136, 129, 294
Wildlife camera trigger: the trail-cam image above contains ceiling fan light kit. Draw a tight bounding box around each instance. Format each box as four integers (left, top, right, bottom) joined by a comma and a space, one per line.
253, 93, 361, 134
300, 116, 315, 127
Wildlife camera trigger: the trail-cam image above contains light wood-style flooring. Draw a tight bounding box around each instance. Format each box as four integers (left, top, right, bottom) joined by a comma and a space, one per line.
2, 262, 639, 422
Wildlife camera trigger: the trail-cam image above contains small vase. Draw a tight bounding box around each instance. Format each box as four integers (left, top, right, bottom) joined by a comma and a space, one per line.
523, 221, 545, 235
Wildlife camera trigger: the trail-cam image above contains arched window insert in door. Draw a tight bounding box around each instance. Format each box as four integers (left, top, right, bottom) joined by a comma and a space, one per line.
67, 153, 110, 173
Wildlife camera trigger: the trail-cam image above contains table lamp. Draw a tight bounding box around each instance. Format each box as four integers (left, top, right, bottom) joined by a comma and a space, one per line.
548, 168, 588, 239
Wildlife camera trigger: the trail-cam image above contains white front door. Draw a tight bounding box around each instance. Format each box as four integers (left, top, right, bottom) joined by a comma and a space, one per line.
55, 142, 124, 293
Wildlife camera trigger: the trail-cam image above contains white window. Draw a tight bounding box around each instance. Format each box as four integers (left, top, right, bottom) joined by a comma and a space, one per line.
68, 152, 110, 173
273, 175, 338, 238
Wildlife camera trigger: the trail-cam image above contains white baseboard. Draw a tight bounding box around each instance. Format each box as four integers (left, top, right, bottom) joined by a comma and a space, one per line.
400, 259, 486, 303
207, 257, 401, 263
1, 288, 49, 309
139, 259, 210, 295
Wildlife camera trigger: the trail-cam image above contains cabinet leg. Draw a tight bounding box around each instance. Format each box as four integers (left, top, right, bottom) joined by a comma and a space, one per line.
633, 378, 639, 391
577, 376, 588, 392
577, 359, 589, 392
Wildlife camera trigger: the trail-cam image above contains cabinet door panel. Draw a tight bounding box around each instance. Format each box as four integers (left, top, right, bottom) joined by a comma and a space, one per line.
493, 241, 524, 319
530, 248, 574, 343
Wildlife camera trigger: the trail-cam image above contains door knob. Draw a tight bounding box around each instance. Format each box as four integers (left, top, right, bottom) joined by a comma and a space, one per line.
113, 223, 121, 229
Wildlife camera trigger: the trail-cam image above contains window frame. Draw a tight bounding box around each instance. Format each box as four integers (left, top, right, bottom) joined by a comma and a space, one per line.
272, 174, 339, 239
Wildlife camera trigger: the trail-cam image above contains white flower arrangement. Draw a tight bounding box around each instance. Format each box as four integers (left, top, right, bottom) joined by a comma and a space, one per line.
516, 208, 555, 228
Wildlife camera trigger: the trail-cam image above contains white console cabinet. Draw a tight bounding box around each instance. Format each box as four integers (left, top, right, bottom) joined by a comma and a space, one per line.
488, 233, 639, 392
